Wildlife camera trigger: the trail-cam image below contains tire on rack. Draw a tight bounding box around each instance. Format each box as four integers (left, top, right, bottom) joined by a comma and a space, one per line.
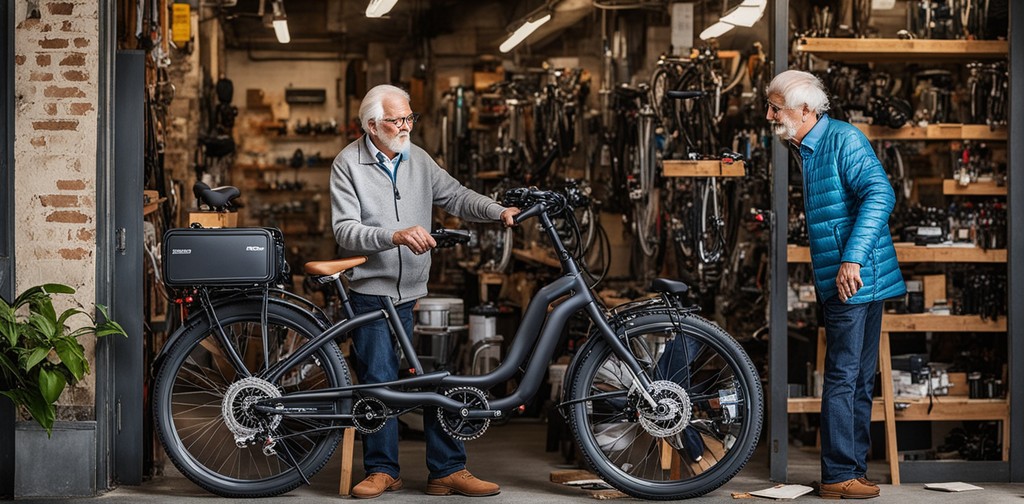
153, 299, 350, 498
567, 311, 762, 500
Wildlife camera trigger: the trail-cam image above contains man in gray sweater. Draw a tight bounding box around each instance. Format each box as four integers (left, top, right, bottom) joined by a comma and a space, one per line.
331, 84, 518, 499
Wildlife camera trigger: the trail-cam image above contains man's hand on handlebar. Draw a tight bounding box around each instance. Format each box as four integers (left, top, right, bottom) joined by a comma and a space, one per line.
393, 226, 436, 255
500, 207, 521, 227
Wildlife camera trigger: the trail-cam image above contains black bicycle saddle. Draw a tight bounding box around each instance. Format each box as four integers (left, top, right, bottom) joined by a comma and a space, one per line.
650, 278, 689, 296
193, 181, 240, 212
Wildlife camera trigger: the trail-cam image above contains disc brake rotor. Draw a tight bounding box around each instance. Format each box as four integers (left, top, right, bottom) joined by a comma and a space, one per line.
635, 380, 691, 438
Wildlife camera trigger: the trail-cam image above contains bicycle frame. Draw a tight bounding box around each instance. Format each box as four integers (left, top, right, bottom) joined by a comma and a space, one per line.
194, 207, 662, 423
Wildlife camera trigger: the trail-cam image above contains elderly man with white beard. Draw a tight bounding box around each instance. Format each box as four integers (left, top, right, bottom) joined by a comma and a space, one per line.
330, 84, 519, 499
764, 70, 905, 500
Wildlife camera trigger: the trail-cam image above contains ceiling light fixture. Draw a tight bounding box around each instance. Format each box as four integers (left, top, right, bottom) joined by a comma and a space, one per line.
366, 0, 399, 18
272, 0, 290, 43
499, 11, 552, 53
699, 0, 766, 40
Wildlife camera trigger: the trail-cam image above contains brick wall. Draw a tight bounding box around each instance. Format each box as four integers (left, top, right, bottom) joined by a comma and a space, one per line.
13, 0, 100, 419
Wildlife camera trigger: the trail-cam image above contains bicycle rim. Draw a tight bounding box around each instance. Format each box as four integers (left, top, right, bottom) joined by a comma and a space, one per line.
569, 314, 762, 500
154, 301, 349, 497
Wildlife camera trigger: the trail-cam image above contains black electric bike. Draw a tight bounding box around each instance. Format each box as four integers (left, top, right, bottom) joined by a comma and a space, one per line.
152, 187, 762, 500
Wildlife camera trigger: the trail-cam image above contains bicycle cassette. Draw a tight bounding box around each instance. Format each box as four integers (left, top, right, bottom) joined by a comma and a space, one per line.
222, 376, 282, 446
634, 380, 691, 438
437, 387, 491, 442
352, 397, 389, 434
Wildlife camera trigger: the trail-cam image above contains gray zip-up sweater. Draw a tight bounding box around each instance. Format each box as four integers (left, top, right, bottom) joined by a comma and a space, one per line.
331, 136, 505, 302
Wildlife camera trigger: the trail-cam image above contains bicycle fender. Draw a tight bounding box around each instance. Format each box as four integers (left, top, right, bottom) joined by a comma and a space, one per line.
151, 296, 329, 374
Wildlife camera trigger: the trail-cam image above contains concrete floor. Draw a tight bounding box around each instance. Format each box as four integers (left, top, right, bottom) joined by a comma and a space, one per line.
32, 420, 1024, 503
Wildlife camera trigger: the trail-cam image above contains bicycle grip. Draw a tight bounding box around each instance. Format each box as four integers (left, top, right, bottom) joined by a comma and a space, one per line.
513, 203, 545, 225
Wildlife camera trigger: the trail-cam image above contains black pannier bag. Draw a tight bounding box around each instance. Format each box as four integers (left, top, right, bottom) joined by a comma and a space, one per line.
163, 227, 287, 287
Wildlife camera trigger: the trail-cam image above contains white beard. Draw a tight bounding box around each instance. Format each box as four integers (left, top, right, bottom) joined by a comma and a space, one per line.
382, 131, 410, 154
772, 115, 799, 140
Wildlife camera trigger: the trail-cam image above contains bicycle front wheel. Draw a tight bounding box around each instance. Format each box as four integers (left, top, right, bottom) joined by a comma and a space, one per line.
153, 299, 351, 498
568, 312, 762, 500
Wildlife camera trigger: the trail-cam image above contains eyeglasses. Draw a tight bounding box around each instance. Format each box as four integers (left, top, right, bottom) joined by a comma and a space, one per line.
766, 101, 786, 115
377, 113, 420, 128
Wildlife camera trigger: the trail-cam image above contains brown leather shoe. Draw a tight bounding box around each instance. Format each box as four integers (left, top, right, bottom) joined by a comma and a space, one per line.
425, 469, 500, 497
351, 473, 403, 499
819, 478, 880, 499
857, 477, 878, 488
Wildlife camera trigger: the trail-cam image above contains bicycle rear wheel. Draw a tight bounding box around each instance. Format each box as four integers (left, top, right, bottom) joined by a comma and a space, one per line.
153, 299, 350, 498
567, 312, 762, 500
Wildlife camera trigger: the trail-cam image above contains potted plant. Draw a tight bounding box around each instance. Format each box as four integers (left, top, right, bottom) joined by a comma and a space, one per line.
0, 283, 126, 435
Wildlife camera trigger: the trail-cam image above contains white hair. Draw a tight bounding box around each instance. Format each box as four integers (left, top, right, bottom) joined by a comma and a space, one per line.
765, 70, 831, 115
358, 84, 411, 132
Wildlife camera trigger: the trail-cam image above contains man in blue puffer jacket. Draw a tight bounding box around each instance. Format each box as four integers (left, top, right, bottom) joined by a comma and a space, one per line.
766, 70, 906, 499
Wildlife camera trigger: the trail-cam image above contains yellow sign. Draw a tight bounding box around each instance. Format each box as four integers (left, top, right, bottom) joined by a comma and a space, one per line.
172, 3, 191, 45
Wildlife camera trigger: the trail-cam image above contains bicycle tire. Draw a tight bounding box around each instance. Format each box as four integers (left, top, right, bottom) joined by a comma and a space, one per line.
153, 299, 350, 498
567, 311, 762, 500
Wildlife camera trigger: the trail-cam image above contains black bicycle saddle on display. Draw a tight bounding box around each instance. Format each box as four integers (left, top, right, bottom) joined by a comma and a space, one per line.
193, 181, 240, 212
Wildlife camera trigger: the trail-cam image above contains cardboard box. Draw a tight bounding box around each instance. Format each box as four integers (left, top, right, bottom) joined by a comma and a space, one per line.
188, 211, 238, 228
946, 372, 968, 396
922, 274, 946, 309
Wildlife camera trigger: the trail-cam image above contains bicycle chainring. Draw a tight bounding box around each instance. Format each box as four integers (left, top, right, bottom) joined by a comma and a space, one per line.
352, 397, 389, 435
634, 380, 691, 438
437, 387, 491, 442
222, 376, 282, 446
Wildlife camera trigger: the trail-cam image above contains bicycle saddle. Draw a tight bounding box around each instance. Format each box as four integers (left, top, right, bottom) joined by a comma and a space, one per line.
304, 256, 367, 276
650, 278, 689, 296
193, 181, 241, 212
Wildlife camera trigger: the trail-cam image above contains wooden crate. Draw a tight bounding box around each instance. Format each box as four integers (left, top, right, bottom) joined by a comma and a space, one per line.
188, 211, 238, 228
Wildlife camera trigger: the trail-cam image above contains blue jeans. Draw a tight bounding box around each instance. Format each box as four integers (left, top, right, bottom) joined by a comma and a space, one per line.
819, 296, 884, 484
348, 292, 467, 480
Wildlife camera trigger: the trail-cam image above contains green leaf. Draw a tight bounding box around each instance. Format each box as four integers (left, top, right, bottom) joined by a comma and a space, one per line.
22, 389, 55, 436
28, 312, 57, 340
20, 346, 50, 372
54, 337, 87, 381
56, 307, 86, 334
38, 367, 66, 404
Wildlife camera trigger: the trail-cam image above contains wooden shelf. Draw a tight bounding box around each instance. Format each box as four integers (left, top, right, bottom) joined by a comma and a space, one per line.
853, 123, 1007, 141
796, 37, 1008, 62
266, 135, 343, 142
511, 246, 561, 268
663, 159, 745, 177
882, 314, 1006, 332
237, 163, 332, 171
787, 397, 1007, 422
786, 244, 1007, 263
943, 179, 1007, 196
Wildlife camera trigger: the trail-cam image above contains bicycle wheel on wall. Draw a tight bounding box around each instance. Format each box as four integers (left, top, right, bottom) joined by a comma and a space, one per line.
567, 311, 762, 500
152, 300, 350, 498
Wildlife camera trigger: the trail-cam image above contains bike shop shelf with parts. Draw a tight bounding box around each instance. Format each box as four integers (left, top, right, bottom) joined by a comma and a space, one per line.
774, 0, 1022, 486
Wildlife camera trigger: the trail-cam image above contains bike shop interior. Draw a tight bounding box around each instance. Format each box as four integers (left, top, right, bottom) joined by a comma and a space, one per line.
3, 0, 1023, 499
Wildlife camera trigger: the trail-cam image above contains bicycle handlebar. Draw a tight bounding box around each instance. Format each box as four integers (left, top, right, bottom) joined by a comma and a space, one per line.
430, 228, 472, 248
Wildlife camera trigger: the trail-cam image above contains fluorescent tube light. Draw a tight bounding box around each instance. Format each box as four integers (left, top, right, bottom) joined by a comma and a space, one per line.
271, 1, 289, 43
366, 0, 399, 18
699, 21, 734, 40
273, 18, 290, 43
499, 13, 552, 53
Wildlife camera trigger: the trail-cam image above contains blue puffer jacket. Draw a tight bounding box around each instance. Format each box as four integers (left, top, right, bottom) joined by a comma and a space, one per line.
799, 115, 906, 304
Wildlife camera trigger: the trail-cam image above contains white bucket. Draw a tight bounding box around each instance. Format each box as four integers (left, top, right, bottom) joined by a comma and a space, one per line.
415, 297, 464, 328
